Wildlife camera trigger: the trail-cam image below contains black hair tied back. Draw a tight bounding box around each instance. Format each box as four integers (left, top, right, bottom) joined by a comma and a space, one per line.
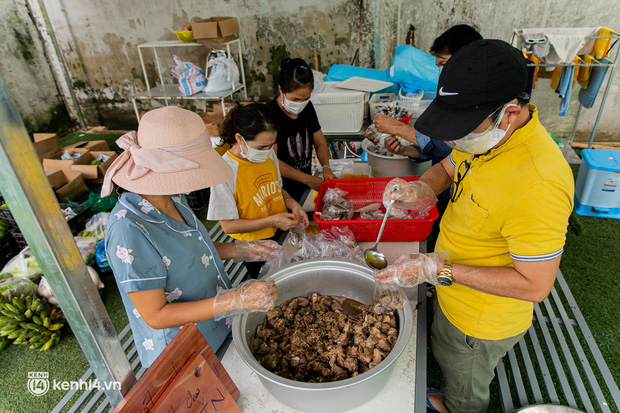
220, 102, 279, 146
278, 57, 314, 94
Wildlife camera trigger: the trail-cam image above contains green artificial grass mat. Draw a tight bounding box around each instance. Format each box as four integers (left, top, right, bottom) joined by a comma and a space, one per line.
58, 131, 124, 153
0, 271, 128, 413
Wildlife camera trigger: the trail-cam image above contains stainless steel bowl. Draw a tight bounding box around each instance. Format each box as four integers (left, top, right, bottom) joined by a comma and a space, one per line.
232, 258, 413, 413
362, 138, 431, 178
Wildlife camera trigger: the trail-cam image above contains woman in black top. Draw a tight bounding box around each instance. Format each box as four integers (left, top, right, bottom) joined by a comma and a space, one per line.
266, 58, 336, 203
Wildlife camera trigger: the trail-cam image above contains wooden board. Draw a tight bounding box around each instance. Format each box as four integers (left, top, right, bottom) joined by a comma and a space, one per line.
572, 142, 620, 150
150, 354, 240, 412
112, 324, 239, 412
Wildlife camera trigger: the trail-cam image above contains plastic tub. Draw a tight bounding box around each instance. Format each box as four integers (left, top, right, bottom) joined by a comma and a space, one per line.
174, 30, 195, 43
574, 149, 620, 219
368, 93, 395, 116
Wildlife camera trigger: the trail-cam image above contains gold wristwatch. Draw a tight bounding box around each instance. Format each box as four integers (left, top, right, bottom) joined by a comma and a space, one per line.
437, 261, 454, 286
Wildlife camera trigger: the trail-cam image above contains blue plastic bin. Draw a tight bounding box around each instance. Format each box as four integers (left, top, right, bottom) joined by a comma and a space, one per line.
574, 149, 620, 219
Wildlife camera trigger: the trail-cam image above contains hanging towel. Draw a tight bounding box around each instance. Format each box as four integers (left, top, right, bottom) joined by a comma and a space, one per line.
571, 57, 581, 87
520, 33, 550, 60
592, 28, 612, 59
550, 66, 563, 90
529, 55, 541, 89
577, 54, 593, 89
555, 65, 574, 117
525, 58, 535, 99
521, 27, 600, 64
578, 57, 611, 109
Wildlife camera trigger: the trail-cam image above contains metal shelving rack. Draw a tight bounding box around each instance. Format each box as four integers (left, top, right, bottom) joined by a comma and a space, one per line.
131, 38, 247, 121
511, 28, 619, 149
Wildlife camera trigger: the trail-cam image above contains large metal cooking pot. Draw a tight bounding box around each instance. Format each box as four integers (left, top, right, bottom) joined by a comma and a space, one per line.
362, 138, 431, 178
232, 258, 413, 413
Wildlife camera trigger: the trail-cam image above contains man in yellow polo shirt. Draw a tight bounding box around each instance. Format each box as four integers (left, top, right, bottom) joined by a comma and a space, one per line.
375, 39, 574, 413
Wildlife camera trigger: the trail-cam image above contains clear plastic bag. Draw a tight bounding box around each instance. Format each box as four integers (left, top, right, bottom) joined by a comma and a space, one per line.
372, 283, 404, 314
320, 188, 353, 221
382, 177, 438, 214
364, 124, 381, 145
78, 212, 110, 240
0, 276, 37, 297
1, 248, 43, 281
74, 236, 97, 266
258, 249, 290, 278
289, 226, 364, 263
38, 266, 104, 307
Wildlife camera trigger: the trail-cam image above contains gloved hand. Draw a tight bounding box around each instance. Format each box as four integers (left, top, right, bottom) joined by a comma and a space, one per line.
234, 240, 282, 262
212, 279, 277, 321
374, 252, 450, 287
382, 177, 438, 214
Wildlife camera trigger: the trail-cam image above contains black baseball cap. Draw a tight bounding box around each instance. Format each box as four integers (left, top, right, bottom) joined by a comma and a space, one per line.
415, 39, 528, 141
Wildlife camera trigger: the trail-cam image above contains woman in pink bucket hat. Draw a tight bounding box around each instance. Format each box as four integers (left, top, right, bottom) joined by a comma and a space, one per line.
102, 106, 279, 368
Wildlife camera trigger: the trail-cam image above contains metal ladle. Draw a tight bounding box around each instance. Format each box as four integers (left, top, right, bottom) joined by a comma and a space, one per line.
364, 184, 399, 270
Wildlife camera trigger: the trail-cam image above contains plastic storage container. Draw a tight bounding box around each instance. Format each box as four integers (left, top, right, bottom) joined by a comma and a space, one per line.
313, 177, 438, 242
339, 163, 370, 179
311, 83, 365, 133
574, 149, 620, 219
368, 93, 395, 116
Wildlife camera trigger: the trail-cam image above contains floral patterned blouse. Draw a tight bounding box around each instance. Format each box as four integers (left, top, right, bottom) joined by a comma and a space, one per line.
105, 192, 231, 368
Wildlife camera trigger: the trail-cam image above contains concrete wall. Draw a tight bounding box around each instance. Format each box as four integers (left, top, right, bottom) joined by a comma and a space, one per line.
2, 0, 619, 139
0, 0, 71, 133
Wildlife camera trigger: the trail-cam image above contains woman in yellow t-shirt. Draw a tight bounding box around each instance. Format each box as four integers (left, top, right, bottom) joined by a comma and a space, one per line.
207, 103, 310, 277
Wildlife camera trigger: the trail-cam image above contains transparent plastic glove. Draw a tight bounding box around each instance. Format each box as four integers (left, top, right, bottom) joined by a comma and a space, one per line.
234, 240, 281, 263
382, 177, 438, 214
374, 252, 450, 287
213, 279, 277, 321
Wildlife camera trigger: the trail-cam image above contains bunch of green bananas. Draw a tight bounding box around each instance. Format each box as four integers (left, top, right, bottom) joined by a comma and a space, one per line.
0, 219, 7, 238
0, 292, 65, 351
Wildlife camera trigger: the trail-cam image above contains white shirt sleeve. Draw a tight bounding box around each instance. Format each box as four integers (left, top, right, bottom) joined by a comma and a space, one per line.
207, 179, 239, 220
271, 149, 283, 188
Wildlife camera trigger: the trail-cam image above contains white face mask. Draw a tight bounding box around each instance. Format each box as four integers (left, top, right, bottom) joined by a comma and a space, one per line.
239, 136, 271, 163
281, 94, 309, 115
447, 104, 517, 154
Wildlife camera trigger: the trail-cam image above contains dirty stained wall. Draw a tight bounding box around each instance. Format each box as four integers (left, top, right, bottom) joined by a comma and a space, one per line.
2, 0, 620, 139
0, 0, 71, 133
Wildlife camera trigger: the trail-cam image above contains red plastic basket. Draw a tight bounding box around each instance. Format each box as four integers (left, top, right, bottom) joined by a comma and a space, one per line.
313, 177, 438, 242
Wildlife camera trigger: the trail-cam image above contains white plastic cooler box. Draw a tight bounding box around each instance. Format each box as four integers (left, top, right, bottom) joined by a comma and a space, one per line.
574, 149, 620, 219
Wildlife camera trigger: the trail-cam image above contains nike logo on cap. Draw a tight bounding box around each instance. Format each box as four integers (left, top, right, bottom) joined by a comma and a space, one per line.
439, 87, 459, 96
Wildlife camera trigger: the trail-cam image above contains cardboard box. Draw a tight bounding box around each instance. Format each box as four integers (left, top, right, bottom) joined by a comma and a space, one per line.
200, 109, 224, 122
42, 148, 91, 174
33, 133, 59, 160
193, 17, 239, 42
45, 170, 67, 190
205, 121, 223, 138
71, 151, 118, 182
45, 170, 88, 203
63, 140, 110, 151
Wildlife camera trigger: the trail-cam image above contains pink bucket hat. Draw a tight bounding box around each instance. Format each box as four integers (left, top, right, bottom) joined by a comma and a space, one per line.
101, 106, 233, 196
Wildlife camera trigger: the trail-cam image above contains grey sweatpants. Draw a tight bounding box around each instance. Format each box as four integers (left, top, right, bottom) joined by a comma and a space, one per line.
431, 299, 526, 413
